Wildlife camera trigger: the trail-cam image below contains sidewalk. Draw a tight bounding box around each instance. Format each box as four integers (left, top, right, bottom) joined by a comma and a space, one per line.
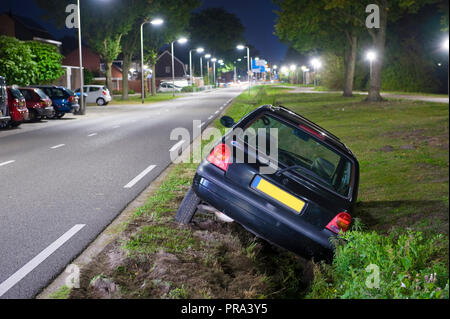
281, 86, 449, 104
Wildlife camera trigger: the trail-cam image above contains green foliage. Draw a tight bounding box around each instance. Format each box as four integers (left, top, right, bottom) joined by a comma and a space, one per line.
319, 54, 346, 90
26, 40, 64, 84
181, 85, 195, 92
83, 69, 94, 85
0, 36, 36, 85
307, 229, 449, 299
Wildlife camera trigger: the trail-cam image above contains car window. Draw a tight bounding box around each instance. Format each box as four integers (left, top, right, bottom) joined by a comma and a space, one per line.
241, 114, 353, 197
90, 87, 100, 92
35, 89, 49, 100
8, 88, 24, 99
20, 89, 34, 100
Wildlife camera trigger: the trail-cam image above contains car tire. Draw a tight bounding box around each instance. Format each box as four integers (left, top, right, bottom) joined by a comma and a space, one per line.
56, 113, 65, 119
175, 186, 200, 224
96, 98, 106, 106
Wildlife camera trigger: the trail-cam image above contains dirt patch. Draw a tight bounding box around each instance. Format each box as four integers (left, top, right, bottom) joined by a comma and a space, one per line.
384, 128, 449, 150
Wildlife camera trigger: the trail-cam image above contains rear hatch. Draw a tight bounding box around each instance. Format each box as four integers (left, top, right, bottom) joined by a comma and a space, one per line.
223, 111, 355, 230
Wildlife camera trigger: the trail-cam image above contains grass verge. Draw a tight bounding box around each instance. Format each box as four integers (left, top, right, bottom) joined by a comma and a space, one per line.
68, 85, 448, 299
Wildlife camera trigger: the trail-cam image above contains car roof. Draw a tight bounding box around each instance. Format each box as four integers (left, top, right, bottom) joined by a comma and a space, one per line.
252, 105, 356, 159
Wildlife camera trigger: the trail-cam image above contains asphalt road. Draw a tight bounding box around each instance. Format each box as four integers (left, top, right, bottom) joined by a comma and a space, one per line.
0, 86, 244, 299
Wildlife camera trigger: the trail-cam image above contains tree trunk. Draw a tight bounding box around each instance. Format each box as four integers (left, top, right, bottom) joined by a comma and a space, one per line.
151, 64, 156, 96
343, 35, 357, 97
366, 5, 387, 102
105, 61, 114, 93
121, 53, 132, 100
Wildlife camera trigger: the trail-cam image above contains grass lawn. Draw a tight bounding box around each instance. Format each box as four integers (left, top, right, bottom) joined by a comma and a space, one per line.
65, 85, 448, 299
87, 93, 180, 106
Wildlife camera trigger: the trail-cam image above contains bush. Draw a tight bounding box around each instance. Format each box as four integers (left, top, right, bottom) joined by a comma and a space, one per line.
307, 226, 449, 299
181, 85, 195, 92
0, 36, 36, 85
128, 89, 135, 94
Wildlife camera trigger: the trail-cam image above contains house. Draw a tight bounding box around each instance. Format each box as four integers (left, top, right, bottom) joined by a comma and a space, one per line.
155, 50, 188, 81
0, 12, 62, 48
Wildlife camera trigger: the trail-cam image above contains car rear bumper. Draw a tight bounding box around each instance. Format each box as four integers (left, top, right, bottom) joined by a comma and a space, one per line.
192, 162, 336, 261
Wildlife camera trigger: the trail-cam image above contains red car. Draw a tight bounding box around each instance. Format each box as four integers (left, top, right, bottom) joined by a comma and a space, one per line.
19, 87, 55, 121
6, 86, 29, 127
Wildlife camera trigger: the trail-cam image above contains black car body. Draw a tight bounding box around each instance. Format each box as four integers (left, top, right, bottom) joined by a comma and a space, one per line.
181, 105, 359, 262
31, 86, 80, 118
0, 76, 10, 124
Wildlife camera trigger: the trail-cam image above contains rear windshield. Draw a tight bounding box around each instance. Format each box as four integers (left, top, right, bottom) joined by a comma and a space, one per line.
9, 88, 24, 99
35, 89, 49, 99
240, 114, 353, 197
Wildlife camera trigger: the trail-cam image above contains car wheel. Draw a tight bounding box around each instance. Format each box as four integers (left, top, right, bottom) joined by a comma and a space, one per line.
96, 98, 106, 106
10, 121, 21, 128
175, 186, 201, 224
56, 113, 65, 119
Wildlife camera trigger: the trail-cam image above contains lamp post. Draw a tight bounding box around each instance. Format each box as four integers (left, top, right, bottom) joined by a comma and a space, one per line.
366, 50, 377, 82
140, 18, 164, 104
189, 47, 204, 86
171, 37, 188, 96
442, 37, 449, 94
204, 54, 211, 86
310, 58, 322, 86
75, 0, 85, 115
237, 44, 250, 94
211, 58, 217, 87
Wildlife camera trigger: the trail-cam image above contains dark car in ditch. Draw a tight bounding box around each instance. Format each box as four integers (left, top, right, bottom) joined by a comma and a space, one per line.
175, 105, 359, 262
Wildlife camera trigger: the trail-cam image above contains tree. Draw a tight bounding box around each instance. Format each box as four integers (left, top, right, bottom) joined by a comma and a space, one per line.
275, 0, 362, 97
119, 0, 200, 99
189, 8, 246, 62
35, 0, 138, 92
325, 0, 438, 101
0, 36, 36, 85
27, 40, 65, 84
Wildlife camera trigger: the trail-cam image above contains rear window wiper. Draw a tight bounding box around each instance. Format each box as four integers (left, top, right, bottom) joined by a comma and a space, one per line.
275, 165, 332, 187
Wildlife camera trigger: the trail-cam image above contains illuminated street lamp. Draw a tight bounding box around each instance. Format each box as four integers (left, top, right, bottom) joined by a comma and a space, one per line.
443, 37, 449, 51
366, 50, 377, 79
189, 47, 204, 86
237, 44, 251, 94
310, 58, 322, 86
171, 37, 188, 96
140, 18, 164, 103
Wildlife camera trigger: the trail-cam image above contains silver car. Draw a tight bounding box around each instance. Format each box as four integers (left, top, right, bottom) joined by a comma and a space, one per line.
76, 85, 112, 106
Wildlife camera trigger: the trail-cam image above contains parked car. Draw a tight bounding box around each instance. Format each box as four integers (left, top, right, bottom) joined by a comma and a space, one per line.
32, 86, 80, 118
6, 86, 29, 127
0, 76, 10, 127
75, 85, 112, 106
157, 82, 183, 93
19, 87, 55, 121
175, 105, 360, 262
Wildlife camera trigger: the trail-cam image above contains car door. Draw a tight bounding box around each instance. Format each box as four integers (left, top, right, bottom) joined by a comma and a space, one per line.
88, 87, 100, 103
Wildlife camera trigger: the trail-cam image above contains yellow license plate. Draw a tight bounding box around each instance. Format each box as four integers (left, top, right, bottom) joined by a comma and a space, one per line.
252, 176, 305, 213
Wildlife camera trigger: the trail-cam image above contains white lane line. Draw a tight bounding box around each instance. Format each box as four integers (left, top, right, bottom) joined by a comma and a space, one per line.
112, 125, 120, 129
50, 144, 65, 150
208, 116, 213, 120
88, 133, 98, 137
198, 122, 205, 129
0, 224, 86, 297
170, 139, 186, 153
215, 111, 219, 114
0, 160, 15, 167
124, 164, 157, 189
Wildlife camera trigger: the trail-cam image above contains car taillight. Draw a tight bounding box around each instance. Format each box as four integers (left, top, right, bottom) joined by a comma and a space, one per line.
68, 95, 78, 103
102, 90, 107, 95
13, 98, 19, 107
326, 212, 352, 234
299, 124, 325, 140
207, 143, 231, 172
40, 100, 46, 107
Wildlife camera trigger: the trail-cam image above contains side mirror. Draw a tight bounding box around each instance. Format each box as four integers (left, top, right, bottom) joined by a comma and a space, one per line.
220, 116, 235, 128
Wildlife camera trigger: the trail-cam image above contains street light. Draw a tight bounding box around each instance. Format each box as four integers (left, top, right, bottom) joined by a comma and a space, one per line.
237, 44, 251, 94
205, 54, 211, 86
310, 58, 322, 86
366, 50, 377, 79
140, 18, 164, 104
211, 58, 217, 86
171, 37, 188, 96
189, 47, 204, 86
443, 37, 449, 51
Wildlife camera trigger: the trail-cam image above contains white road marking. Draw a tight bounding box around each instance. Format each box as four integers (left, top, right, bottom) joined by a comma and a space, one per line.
215, 111, 219, 114
0, 160, 15, 167
170, 140, 186, 153
198, 122, 205, 128
208, 116, 213, 120
50, 144, 65, 149
124, 164, 157, 189
88, 133, 98, 137
0, 224, 86, 297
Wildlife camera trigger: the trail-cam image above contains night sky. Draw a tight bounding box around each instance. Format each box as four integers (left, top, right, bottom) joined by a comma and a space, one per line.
2, 0, 288, 64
